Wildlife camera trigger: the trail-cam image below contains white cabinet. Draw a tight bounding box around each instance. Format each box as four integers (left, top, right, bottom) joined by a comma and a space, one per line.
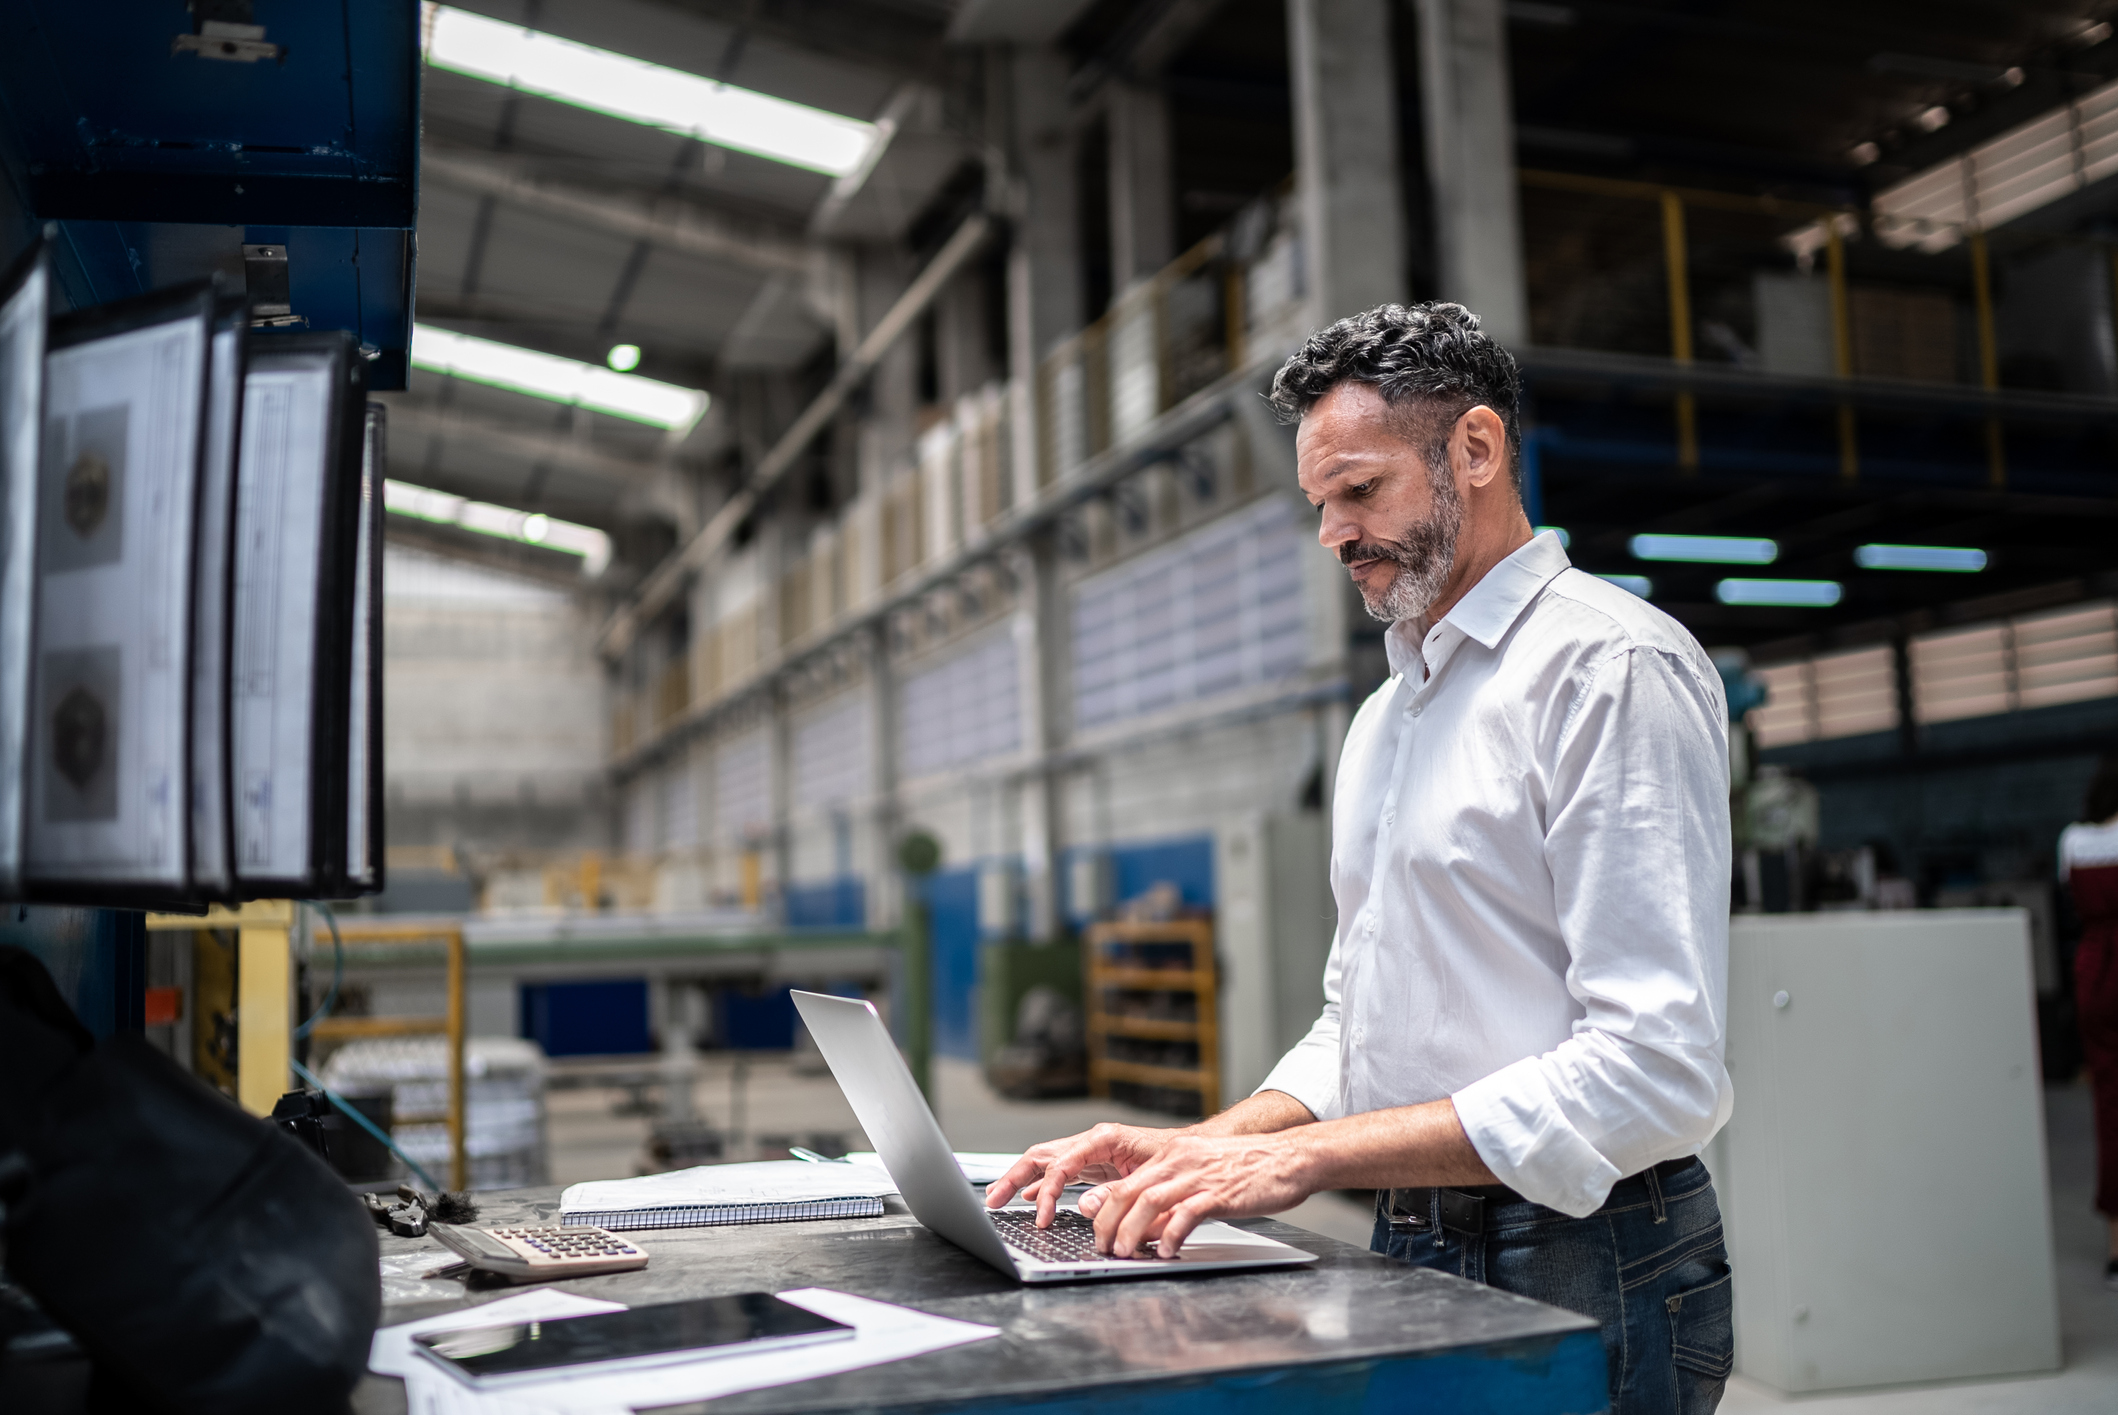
1717, 910, 2061, 1393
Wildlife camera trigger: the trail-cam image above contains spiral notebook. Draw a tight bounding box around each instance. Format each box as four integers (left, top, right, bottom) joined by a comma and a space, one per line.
560, 1161, 899, 1232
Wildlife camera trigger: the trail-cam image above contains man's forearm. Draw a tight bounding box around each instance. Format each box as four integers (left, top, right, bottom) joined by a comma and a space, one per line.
1285, 1098, 1498, 1191
1186, 1089, 1317, 1138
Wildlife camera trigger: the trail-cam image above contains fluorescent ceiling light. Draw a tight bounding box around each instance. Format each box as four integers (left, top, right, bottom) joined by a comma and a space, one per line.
410, 325, 709, 432
1854, 544, 1988, 572
1534, 525, 1570, 548
422, 3, 878, 177
1789, 76, 2118, 256
1630, 533, 1778, 565
1716, 578, 1843, 608
385, 479, 611, 576
606, 343, 641, 372
1596, 574, 1653, 598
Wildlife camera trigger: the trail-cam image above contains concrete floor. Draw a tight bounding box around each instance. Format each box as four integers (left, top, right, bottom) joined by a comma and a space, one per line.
541, 1058, 2112, 1410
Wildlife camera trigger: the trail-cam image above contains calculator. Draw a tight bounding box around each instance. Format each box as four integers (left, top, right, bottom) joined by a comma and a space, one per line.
430, 1224, 649, 1280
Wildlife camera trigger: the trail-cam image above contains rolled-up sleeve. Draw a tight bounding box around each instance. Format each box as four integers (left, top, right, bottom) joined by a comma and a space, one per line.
1256, 924, 1347, 1122
1451, 645, 1734, 1217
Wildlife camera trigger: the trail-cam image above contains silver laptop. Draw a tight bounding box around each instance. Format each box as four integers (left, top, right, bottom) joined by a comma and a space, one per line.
790, 990, 1318, 1284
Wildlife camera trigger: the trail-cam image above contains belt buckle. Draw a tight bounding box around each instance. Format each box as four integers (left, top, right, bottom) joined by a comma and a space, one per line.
1384, 1188, 1431, 1233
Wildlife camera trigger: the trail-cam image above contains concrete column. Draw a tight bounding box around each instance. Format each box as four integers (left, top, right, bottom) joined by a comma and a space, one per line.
935, 273, 993, 406
1008, 536, 1066, 940
1108, 82, 1176, 291
859, 249, 920, 496
1288, 0, 1407, 323
1415, 0, 1528, 345
1004, 47, 1083, 504
864, 624, 903, 928
657, 976, 697, 1122
770, 681, 795, 900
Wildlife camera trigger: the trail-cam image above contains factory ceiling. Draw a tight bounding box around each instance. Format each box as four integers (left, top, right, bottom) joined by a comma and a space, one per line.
387, 0, 2118, 642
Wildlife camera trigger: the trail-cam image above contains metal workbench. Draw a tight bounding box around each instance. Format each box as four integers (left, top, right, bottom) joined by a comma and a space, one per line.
357, 1187, 1606, 1414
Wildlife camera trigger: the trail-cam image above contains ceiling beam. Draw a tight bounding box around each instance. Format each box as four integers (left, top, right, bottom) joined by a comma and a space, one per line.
385, 402, 671, 491
598, 209, 995, 658
1068, 0, 1228, 105
651, 0, 948, 86
422, 142, 818, 279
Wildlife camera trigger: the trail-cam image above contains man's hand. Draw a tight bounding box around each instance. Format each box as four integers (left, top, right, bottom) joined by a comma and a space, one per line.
983, 1122, 1175, 1228
1079, 1131, 1315, 1258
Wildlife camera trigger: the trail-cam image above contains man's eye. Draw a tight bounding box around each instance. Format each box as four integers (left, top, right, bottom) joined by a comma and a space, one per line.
1347, 481, 1375, 498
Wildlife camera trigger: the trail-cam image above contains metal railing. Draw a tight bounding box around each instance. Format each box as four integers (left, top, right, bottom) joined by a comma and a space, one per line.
1515, 167, 2099, 489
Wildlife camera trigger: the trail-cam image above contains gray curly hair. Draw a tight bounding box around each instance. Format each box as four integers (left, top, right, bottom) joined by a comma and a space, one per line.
1266, 302, 1523, 492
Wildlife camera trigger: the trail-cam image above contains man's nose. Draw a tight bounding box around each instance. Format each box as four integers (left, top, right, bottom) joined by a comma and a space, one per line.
1316, 503, 1361, 552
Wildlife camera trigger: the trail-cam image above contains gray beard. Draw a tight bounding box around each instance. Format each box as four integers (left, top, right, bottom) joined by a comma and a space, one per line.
1348, 478, 1464, 625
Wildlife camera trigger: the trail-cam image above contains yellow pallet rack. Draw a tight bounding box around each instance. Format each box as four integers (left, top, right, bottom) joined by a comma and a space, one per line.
1084, 918, 1219, 1117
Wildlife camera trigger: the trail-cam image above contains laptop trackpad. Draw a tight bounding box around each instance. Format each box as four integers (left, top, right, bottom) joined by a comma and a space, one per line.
1171, 1221, 1312, 1261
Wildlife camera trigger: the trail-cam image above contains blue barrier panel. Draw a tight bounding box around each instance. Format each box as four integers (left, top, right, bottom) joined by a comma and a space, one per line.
785, 877, 866, 929
519, 978, 652, 1056
916, 867, 981, 1061
1110, 836, 1215, 911
722, 985, 798, 1049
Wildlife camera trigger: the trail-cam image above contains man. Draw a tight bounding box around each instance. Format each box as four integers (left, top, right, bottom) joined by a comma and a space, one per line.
987, 303, 1735, 1415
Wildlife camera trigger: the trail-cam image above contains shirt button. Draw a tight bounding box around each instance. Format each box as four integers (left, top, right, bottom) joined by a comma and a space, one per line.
1411, 705, 1422, 718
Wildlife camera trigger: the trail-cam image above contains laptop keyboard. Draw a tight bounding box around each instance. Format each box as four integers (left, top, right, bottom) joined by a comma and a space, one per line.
990, 1208, 1176, 1262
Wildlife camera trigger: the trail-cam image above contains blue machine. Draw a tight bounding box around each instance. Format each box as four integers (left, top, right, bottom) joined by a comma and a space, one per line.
0, 0, 419, 386
0, 906, 147, 1038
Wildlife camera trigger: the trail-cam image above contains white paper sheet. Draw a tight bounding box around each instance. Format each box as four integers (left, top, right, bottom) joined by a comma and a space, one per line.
841, 1151, 1024, 1185
559, 1160, 899, 1217
378, 1249, 472, 1305
373, 1287, 998, 1415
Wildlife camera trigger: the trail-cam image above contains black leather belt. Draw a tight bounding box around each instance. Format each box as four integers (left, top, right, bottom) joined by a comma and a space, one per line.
1384, 1156, 1698, 1235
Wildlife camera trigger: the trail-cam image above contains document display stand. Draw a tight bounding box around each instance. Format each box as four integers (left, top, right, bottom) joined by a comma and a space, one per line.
0, 253, 383, 911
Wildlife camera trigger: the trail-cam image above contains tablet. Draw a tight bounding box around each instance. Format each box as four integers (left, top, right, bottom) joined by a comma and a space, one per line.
411, 1292, 855, 1388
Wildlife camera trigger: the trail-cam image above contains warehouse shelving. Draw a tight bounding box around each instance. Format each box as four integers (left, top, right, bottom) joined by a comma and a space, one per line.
1084, 918, 1219, 1117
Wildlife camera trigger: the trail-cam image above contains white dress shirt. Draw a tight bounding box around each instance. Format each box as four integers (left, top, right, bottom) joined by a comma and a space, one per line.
2059, 818, 2118, 875
1258, 530, 1734, 1217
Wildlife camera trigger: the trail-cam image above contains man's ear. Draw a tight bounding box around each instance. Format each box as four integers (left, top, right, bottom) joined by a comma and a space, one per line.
1458, 406, 1508, 490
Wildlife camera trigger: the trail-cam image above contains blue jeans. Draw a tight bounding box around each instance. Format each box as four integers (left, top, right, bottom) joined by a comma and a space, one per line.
1370, 1158, 1733, 1415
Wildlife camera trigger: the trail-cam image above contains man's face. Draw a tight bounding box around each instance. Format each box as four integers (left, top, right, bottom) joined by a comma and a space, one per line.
1294, 382, 1463, 625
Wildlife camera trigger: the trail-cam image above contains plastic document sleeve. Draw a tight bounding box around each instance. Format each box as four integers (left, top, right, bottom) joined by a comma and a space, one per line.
188, 304, 246, 901
341, 403, 384, 896
0, 241, 48, 897
230, 333, 366, 896
24, 281, 214, 901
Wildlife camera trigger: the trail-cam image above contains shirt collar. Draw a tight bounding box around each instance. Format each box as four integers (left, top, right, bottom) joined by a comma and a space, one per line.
1385, 530, 1572, 678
